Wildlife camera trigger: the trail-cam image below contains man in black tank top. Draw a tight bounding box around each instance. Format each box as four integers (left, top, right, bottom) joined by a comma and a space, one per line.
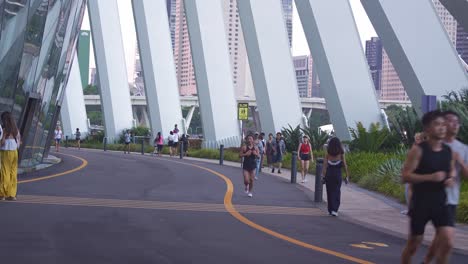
401, 110, 456, 264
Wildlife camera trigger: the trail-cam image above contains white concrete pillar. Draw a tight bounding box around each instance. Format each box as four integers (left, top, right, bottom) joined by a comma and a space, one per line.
361, 0, 468, 115
237, 0, 303, 135
295, 0, 382, 140
88, 0, 133, 142
61, 53, 89, 139
132, 0, 183, 141
440, 0, 468, 31
183, 0, 241, 148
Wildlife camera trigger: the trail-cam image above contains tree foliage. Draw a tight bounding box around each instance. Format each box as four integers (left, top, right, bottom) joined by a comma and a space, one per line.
349, 122, 390, 152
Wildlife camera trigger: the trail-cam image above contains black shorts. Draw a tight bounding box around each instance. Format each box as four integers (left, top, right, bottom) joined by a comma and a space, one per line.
168, 141, 173, 147
300, 153, 310, 161
447, 204, 457, 227
125, 142, 130, 145
172, 142, 178, 148
409, 203, 453, 236
157, 144, 163, 152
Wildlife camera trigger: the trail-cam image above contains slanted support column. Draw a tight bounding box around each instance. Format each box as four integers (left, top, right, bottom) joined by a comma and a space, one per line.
183, 0, 241, 148
132, 0, 183, 140
88, 0, 133, 142
184, 106, 196, 132
440, 0, 468, 31
237, 0, 303, 134
61, 53, 88, 139
295, 0, 382, 140
361, 0, 468, 115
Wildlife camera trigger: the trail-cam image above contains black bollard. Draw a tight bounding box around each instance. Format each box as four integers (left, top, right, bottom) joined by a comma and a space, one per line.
179, 142, 183, 159
141, 138, 144, 155
219, 144, 224, 165
291, 151, 298, 183
65, 136, 69, 148
103, 137, 107, 151
315, 158, 324, 202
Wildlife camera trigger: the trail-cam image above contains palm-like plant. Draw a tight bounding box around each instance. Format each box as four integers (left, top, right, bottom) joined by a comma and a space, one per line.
386, 106, 421, 146
301, 125, 328, 151
281, 124, 302, 152
441, 88, 468, 142
349, 122, 390, 152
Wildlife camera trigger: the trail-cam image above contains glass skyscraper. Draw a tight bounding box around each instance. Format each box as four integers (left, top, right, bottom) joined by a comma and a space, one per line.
0, 0, 86, 167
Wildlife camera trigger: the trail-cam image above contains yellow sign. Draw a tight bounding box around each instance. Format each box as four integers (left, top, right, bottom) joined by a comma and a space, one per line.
238, 103, 249, 120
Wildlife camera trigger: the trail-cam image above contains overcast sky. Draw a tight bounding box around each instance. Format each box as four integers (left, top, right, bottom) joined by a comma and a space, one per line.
81, 0, 377, 79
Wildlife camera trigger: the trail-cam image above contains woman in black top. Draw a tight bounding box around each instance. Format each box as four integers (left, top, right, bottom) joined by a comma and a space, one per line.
240, 134, 259, 198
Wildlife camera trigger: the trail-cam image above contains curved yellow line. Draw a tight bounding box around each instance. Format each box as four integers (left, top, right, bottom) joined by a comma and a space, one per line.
167, 159, 374, 264
18, 153, 88, 184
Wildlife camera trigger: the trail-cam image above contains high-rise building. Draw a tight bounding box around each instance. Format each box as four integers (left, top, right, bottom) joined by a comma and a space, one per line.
432, 0, 457, 45
457, 25, 468, 66
167, 0, 177, 50
281, 0, 293, 47
90, 68, 97, 86
133, 44, 144, 96
293, 55, 310, 97
378, 1, 460, 101
380, 49, 408, 101
173, 0, 197, 96
365, 37, 383, 91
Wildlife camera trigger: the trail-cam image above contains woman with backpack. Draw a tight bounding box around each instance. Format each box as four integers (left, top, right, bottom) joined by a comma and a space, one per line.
0, 112, 21, 201
322, 137, 349, 216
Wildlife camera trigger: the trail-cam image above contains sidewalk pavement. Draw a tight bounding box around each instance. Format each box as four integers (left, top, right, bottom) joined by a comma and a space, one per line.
18, 155, 61, 174
181, 156, 468, 253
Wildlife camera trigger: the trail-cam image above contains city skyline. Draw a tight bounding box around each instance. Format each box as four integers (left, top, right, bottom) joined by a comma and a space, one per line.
81, 0, 377, 84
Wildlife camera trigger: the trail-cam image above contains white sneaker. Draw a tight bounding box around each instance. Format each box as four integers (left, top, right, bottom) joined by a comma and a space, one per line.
331, 211, 338, 217
245, 186, 249, 194
304, 179, 308, 183
248, 193, 253, 198
255, 176, 258, 180
301, 180, 305, 183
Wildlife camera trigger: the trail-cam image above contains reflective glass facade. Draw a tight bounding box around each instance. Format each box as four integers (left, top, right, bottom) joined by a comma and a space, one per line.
0, 0, 86, 167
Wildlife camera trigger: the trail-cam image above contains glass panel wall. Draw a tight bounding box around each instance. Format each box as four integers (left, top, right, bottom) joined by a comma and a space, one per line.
0, 0, 86, 167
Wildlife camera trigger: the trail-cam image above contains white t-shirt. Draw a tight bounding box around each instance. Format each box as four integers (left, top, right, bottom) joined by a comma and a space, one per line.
168, 134, 174, 142
54, 129, 63, 139
445, 139, 468, 205
173, 133, 179, 143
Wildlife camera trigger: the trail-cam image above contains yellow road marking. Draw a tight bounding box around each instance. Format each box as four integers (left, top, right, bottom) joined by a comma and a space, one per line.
14, 195, 324, 216
362, 242, 389, 247
351, 244, 374, 249
166, 159, 375, 264
18, 153, 88, 184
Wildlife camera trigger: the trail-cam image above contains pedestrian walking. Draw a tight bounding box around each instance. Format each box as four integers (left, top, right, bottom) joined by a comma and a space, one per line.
168, 131, 174, 157
254, 132, 264, 180
260, 132, 266, 169
297, 135, 314, 183
173, 128, 179, 156
423, 110, 468, 263
75, 128, 81, 150
54, 125, 62, 152
181, 134, 189, 157
153, 132, 164, 157
401, 110, 456, 264
265, 133, 276, 171
0, 112, 20, 201
124, 130, 131, 154
240, 134, 259, 197
322, 137, 349, 217
271, 132, 286, 174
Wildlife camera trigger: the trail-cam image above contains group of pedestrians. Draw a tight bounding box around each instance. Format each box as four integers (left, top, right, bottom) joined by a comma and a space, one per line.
0, 112, 21, 201
152, 124, 189, 157
240, 131, 292, 198
54, 126, 81, 151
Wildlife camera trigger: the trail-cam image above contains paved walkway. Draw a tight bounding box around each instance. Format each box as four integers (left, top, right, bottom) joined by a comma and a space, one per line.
183, 156, 468, 253
3, 148, 466, 263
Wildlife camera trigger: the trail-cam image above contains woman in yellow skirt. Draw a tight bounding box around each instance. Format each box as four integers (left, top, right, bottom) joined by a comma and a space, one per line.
0, 111, 20, 201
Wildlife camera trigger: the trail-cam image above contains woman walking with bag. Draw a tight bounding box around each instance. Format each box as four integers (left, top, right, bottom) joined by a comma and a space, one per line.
0, 112, 20, 201
322, 137, 349, 216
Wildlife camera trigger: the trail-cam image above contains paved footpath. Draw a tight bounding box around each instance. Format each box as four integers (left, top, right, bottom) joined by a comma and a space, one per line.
0, 148, 466, 264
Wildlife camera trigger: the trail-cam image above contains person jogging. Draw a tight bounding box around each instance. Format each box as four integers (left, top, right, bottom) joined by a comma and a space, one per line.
240, 134, 259, 198
401, 110, 456, 264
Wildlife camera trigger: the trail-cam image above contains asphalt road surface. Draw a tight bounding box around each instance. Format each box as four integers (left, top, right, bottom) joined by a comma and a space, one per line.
1, 148, 466, 263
